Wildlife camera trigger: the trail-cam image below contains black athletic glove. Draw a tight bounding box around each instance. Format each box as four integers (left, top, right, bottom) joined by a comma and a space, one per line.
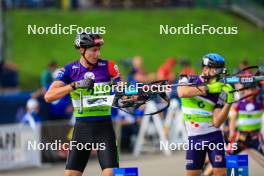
71, 78, 94, 90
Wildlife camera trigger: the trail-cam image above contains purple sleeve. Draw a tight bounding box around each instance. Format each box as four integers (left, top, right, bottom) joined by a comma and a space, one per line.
178, 75, 199, 84
55, 65, 72, 84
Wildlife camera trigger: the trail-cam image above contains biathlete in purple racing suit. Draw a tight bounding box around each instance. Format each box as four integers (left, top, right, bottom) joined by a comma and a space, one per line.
177, 53, 234, 176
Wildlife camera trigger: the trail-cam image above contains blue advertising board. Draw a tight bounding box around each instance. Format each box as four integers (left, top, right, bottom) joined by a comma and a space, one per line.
113, 167, 138, 176
226, 155, 248, 176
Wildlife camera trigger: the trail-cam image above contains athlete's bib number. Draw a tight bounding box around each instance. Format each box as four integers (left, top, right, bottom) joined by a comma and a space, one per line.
82, 95, 115, 107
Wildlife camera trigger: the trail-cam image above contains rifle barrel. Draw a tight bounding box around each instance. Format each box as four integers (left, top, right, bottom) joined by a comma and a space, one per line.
222, 76, 264, 84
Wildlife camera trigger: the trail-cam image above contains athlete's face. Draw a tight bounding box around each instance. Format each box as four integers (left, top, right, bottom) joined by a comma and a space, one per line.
202, 66, 218, 78
80, 46, 101, 64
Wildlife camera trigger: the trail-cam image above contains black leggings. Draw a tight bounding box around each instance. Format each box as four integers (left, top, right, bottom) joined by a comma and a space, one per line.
66, 119, 119, 172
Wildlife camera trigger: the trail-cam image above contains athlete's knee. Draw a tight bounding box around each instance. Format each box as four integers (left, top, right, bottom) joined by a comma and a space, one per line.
213, 168, 227, 176
186, 170, 202, 176
102, 168, 113, 176
214, 173, 227, 176
64, 169, 82, 176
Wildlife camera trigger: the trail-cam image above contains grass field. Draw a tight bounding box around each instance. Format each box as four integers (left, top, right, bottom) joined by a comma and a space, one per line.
6, 8, 264, 90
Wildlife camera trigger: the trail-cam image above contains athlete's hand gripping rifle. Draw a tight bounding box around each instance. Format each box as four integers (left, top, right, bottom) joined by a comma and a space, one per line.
113, 80, 171, 115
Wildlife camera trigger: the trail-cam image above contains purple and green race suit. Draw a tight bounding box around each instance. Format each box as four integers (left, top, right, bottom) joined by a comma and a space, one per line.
233, 97, 264, 131
56, 59, 120, 120
179, 75, 226, 170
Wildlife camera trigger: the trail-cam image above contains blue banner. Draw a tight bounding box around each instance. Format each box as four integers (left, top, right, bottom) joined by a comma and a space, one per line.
113, 167, 138, 176
226, 155, 248, 176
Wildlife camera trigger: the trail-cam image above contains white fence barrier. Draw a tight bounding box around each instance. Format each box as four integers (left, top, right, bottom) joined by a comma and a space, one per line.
133, 99, 188, 156
164, 99, 187, 144
133, 101, 171, 156
0, 124, 41, 171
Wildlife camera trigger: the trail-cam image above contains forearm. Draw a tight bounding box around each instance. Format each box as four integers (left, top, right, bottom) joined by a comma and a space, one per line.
229, 115, 237, 136
213, 104, 232, 128
45, 84, 73, 102
177, 86, 207, 98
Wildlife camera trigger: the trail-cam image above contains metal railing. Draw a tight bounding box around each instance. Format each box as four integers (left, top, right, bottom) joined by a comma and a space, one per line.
229, 0, 264, 29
